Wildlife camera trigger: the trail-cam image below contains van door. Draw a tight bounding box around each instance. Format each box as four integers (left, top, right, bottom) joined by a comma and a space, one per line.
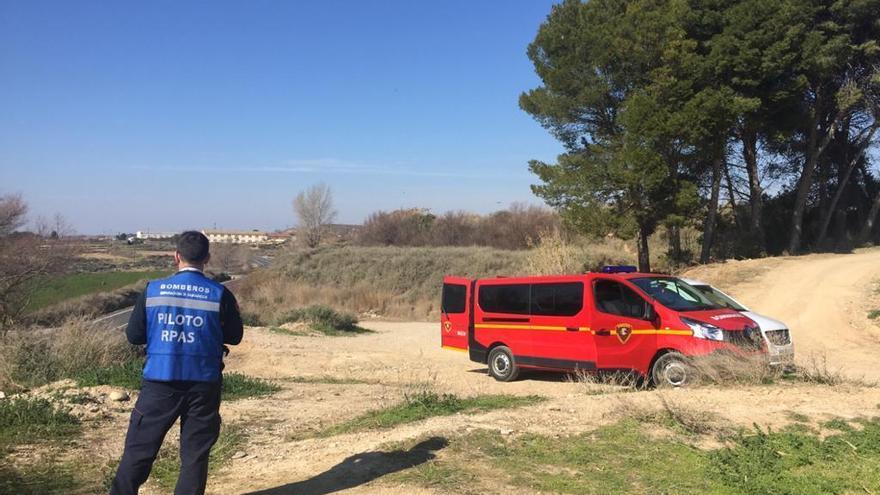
527, 281, 597, 371
590, 278, 658, 373
441, 276, 471, 350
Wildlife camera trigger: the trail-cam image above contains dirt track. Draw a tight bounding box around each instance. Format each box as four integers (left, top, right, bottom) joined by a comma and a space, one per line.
76, 249, 878, 494
683, 247, 880, 380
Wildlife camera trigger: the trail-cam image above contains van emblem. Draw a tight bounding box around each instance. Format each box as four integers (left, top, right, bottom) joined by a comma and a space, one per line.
616, 324, 633, 344
444, 321, 452, 333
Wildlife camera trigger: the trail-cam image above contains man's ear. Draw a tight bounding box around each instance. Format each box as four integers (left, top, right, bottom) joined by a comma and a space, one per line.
174, 251, 181, 265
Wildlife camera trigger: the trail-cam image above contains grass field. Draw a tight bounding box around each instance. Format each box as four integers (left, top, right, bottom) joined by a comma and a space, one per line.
26, 270, 171, 312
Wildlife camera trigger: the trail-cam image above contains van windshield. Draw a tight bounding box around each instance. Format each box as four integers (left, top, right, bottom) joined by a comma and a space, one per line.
691, 284, 747, 312
630, 277, 724, 312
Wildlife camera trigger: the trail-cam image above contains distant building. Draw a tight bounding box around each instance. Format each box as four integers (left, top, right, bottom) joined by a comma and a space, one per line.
136, 231, 176, 240
202, 229, 268, 244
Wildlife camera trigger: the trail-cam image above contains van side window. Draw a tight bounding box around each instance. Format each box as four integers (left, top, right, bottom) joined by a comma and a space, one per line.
531, 283, 584, 316
594, 279, 647, 319
442, 283, 467, 314
478, 284, 530, 315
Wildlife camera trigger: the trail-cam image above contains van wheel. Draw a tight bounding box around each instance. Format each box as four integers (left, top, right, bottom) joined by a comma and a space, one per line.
488, 346, 519, 382
651, 352, 694, 388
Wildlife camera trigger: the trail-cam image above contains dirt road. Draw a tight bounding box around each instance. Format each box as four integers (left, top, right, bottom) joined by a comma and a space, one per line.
684, 247, 880, 380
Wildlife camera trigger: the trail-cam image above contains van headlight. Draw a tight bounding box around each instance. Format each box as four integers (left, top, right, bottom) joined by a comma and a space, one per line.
681, 317, 724, 341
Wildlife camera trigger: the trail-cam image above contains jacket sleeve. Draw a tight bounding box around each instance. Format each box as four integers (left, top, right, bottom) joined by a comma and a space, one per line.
220, 288, 244, 345
125, 289, 148, 345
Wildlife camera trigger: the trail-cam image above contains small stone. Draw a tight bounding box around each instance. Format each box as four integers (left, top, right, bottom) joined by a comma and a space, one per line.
231, 451, 247, 460
500, 428, 514, 435
0, 391, 6, 399
109, 391, 130, 402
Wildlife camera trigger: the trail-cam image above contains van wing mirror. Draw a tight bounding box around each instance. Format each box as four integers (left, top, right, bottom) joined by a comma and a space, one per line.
644, 304, 660, 327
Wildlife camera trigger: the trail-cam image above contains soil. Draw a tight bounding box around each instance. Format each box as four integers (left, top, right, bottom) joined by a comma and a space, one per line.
10, 248, 880, 494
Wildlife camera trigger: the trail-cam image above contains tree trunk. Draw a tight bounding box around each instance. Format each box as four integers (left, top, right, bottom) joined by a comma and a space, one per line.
637, 224, 651, 273
816, 125, 877, 247
859, 192, 880, 245
723, 161, 743, 232
701, 152, 724, 264
741, 128, 765, 251
667, 224, 681, 265
788, 94, 847, 254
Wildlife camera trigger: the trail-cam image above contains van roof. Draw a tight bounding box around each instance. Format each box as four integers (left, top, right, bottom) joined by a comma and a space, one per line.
473, 271, 674, 283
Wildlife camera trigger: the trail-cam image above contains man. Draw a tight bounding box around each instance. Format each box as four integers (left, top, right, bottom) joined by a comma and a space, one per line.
112, 231, 244, 495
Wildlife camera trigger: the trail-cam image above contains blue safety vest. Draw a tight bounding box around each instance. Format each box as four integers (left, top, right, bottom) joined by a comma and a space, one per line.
143, 270, 225, 382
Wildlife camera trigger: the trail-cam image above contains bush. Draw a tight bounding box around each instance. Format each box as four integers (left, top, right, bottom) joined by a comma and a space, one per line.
274, 305, 366, 335
240, 311, 265, 327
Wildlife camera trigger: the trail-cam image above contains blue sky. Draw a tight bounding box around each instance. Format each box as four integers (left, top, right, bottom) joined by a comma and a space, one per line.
0, 1, 563, 234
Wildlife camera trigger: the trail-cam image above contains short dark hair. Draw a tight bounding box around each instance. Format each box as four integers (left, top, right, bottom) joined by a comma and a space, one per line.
176, 231, 210, 263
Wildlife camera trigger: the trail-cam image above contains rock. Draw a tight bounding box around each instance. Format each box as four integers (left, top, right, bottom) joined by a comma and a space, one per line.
500, 428, 514, 435
109, 391, 130, 402
0, 391, 6, 399
231, 451, 247, 460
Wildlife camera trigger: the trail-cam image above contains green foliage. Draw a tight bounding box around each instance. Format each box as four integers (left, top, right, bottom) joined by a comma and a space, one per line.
319, 392, 545, 437
274, 305, 370, 335
400, 417, 880, 494
868, 309, 880, 320
221, 373, 279, 401
0, 397, 79, 447
74, 358, 145, 390
0, 456, 79, 495
26, 270, 170, 312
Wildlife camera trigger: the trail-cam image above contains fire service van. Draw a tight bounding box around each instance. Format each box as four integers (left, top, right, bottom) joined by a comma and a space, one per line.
440, 266, 771, 387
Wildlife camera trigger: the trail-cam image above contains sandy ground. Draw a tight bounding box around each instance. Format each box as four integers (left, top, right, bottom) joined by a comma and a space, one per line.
32, 248, 880, 494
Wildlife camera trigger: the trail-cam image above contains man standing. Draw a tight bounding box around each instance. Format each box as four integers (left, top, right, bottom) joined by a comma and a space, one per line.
112, 231, 244, 495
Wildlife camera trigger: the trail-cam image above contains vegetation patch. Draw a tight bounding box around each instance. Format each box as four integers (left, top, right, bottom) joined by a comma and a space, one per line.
319, 392, 545, 437
221, 373, 279, 401
26, 270, 170, 313
74, 358, 144, 390
150, 423, 246, 491
398, 417, 880, 494
868, 309, 880, 320
0, 397, 80, 447
274, 305, 371, 336
0, 455, 80, 495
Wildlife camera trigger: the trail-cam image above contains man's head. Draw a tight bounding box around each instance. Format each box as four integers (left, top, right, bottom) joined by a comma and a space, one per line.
175, 231, 210, 268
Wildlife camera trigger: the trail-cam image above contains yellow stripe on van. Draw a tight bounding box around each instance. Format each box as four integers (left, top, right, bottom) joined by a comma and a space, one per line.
475, 323, 592, 332
473, 324, 691, 337
441, 345, 468, 352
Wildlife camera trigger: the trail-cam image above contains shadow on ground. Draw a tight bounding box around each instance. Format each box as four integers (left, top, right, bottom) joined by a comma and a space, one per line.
243, 437, 448, 495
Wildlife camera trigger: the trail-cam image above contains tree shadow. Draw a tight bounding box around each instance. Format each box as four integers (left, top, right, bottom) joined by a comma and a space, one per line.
243, 436, 448, 495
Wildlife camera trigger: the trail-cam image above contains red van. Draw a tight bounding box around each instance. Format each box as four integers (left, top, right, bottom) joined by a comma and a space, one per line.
440, 267, 765, 387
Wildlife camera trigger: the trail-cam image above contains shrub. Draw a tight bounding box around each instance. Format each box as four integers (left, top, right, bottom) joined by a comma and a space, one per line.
222, 373, 280, 401
240, 311, 265, 327
274, 305, 365, 334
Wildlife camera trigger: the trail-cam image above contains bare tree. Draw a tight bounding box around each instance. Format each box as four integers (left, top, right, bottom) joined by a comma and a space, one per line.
209, 243, 250, 274
0, 194, 27, 236
293, 183, 337, 248
0, 195, 77, 332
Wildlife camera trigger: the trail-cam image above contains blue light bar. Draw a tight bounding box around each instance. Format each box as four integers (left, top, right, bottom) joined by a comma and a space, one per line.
601, 265, 638, 273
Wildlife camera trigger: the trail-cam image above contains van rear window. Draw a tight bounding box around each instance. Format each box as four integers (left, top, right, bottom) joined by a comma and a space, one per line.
478, 284, 530, 315
441, 283, 467, 314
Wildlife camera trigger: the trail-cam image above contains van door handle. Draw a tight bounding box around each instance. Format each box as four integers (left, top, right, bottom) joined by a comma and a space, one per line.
566, 327, 579, 332
595, 329, 611, 336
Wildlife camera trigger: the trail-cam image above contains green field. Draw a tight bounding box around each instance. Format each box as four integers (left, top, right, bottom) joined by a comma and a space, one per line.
27, 271, 170, 312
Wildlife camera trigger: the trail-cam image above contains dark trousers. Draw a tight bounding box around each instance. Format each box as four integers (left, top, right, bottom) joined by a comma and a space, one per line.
111, 379, 222, 495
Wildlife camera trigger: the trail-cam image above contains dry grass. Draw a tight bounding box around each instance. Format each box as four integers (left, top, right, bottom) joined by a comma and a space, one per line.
236, 239, 644, 322
565, 368, 645, 395
614, 392, 723, 436
525, 230, 636, 275
689, 353, 782, 386
0, 317, 138, 392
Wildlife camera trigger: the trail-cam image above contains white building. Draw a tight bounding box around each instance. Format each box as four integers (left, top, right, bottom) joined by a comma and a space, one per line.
135, 231, 176, 240
202, 229, 268, 244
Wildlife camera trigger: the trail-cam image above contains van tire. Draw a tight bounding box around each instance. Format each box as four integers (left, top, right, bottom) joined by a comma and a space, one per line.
487, 346, 519, 382
651, 352, 694, 388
